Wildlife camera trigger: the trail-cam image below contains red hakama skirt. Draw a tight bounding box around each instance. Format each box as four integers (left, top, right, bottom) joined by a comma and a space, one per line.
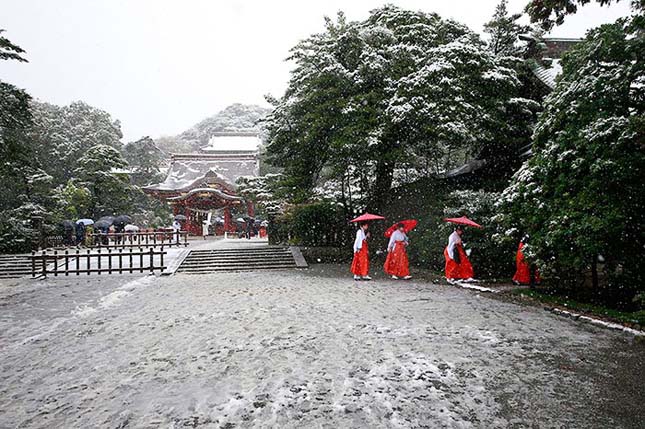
351, 240, 369, 276
384, 241, 410, 277
512, 242, 540, 284
444, 244, 474, 279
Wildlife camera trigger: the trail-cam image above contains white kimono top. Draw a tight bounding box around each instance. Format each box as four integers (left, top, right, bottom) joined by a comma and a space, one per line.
387, 230, 408, 252
447, 231, 462, 260
353, 228, 366, 253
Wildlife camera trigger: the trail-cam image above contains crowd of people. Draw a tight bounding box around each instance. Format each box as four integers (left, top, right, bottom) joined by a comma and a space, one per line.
350, 220, 539, 286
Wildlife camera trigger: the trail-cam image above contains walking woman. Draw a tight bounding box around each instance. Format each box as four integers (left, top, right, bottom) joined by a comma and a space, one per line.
384, 223, 412, 280
351, 222, 372, 281
512, 235, 540, 287
444, 226, 474, 283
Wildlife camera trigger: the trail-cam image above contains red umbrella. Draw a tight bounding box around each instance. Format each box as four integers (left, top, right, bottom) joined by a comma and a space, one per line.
444, 216, 482, 228
384, 219, 418, 237
350, 212, 385, 223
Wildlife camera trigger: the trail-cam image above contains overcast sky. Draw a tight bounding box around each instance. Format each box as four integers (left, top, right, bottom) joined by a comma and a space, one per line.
1, 0, 633, 141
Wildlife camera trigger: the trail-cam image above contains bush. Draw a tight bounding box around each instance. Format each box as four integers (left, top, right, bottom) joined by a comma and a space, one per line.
270, 202, 353, 247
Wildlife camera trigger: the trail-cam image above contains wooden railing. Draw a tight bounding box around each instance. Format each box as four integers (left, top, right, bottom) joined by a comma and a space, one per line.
31, 248, 167, 278
90, 231, 189, 249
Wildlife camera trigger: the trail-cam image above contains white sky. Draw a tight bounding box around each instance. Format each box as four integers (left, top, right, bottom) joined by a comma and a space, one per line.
0, 0, 633, 141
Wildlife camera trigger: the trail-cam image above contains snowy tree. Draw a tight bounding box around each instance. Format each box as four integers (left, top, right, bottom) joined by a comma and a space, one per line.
265, 6, 534, 211
484, 0, 532, 56
525, 0, 644, 29
75, 145, 133, 217
236, 174, 285, 215
498, 16, 645, 296
28, 100, 124, 184
122, 136, 165, 186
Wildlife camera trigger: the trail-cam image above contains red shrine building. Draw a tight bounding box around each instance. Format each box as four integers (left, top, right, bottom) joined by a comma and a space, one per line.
144, 131, 260, 235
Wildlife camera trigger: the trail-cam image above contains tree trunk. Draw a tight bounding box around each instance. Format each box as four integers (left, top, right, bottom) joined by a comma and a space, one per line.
369, 159, 394, 213
591, 256, 599, 290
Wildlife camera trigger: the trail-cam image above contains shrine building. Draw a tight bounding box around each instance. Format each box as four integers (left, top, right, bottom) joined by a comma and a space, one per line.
144, 131, 260, 235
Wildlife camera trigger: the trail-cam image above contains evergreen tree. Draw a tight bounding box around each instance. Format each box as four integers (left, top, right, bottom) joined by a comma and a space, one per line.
525, 0, 644, 29
498, 16, 645, 299
484, 0, 531, 56
266, 6, 533, 211
122, 136, 165, 186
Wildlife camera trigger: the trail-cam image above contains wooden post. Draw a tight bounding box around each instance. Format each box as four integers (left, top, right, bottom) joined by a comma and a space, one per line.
76, 250, 80, 276
149, 248, 154, 274
64, 250, 69, 276
97, 248, 101, 275
41, 250, 47, 278
31, 251, 35, 278
86, 249, 90, 275
118, 248, 123, 274
108, 248, 112, 274
129, 249, 133, 274
139, 248, 143, 273
160, 246, 164, 272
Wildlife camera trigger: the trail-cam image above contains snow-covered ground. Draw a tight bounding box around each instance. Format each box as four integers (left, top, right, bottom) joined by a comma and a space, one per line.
0, 265, 642, 428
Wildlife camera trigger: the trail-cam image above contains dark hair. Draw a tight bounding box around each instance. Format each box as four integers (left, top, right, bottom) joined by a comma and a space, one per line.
360, 222, 369, 228
455, 225, 463, 231
397, 223, 405, 229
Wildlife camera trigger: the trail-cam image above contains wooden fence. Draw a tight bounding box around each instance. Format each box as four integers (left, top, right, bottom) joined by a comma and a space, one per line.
91, 231, 189, 249
31, 248, 167, 278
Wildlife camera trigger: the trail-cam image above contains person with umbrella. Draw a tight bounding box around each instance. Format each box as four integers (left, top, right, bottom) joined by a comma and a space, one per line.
384, 221, 415, 280
349, 213, 384, 281
443, 217, 479, 284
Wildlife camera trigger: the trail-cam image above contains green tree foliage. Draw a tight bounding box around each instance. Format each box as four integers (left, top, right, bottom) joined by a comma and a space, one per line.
265, 6, 534, 211
484, 0, 532, 56
75, 145, 133, 218
498, 16, 645, 300
525, 0, 644, 29
122, 136, 165, 186
28, 100, 123, 184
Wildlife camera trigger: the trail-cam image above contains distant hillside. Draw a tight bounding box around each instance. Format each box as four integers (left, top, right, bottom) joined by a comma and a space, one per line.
155, 103, 270, 155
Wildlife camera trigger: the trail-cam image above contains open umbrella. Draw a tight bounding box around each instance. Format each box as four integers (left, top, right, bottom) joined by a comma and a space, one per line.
60, 220, 75, 229
94, 220, 111, 230
350, 213, 385, 223
113, 215, 132, 226
236, 217, 246, 223
384, 219, 418, 237
124, 224, 139, 233
76, 218, 94, 226
97, 216, 114, 225
174, 214, 187, 221
444, 216, 482, 228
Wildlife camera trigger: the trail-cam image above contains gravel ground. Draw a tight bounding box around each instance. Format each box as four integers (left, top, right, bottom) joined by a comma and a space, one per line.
0, 264, 643, 428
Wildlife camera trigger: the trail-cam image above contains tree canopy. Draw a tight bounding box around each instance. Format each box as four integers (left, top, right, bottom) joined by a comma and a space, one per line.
498, 15, 645, 295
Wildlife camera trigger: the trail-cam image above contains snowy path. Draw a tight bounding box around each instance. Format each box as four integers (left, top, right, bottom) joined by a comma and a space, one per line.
0, 265, 642, 428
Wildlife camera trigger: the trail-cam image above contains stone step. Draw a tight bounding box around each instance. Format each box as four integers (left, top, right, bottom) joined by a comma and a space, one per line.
188, 250, 292, 256
182, 255, 295, 262
177, 264, 297, 273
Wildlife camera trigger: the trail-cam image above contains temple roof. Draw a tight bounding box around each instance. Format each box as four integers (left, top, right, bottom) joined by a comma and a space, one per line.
144, 154, 259, 193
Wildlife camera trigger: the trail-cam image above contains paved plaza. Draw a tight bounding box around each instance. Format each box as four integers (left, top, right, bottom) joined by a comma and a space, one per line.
0, 263, 643, 428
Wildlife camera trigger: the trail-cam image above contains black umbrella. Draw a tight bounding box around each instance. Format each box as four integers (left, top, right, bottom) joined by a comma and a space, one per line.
97, 216, 114, 225
174, 214, 187, 221
94, 220, 112, 230
60, 220, 75, 229
113, 215, 132, 226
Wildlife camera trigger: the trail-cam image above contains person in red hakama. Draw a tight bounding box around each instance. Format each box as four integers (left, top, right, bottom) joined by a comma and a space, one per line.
351, 222, 372, 281
512, 236, 540, 287
444, 226, 474, 283
384, 223, 412, 280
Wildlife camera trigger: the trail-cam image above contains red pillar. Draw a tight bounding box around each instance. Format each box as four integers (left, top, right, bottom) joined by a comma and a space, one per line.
224, 207, 233, 233
247, 201, 255, 218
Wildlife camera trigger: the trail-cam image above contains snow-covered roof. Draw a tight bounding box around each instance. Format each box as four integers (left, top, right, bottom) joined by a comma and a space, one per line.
144, 154, 259, 192
201, 133, 261, 153
529, 59, 562, 89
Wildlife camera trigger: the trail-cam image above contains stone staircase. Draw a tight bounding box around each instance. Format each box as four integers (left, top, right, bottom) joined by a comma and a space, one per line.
0, 254, 34, 279
176, 246, 307, 274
